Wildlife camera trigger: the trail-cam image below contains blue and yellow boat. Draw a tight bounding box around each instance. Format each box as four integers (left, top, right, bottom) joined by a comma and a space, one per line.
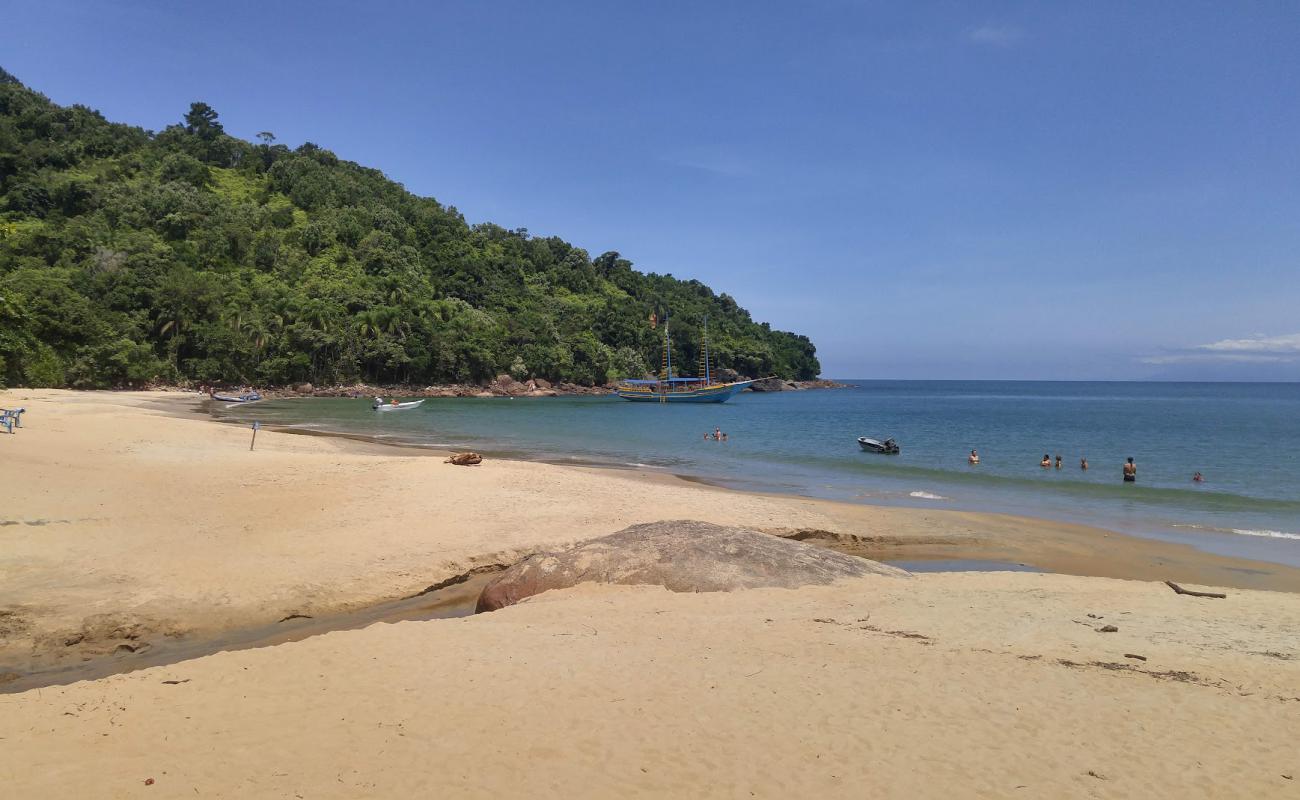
614, 315, 755, 403
615, 377, 755, 403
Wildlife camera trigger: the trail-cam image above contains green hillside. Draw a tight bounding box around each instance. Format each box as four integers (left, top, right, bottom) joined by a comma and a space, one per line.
0, 68, 819, 389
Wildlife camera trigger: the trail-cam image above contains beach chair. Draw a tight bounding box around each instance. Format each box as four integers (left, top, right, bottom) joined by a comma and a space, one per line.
0, 407, 25, 434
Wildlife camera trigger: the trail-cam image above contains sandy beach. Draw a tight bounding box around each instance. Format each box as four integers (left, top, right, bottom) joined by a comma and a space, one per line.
2, 389, 1298, 797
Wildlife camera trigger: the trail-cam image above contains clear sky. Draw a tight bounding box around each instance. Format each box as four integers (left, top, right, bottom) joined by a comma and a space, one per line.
4, 1, 1298, 380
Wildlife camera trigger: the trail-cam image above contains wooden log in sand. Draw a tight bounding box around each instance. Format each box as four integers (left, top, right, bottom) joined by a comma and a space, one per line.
1165, 581, 1227, 599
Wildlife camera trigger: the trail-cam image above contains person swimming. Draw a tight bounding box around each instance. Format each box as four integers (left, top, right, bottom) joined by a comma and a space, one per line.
1123, 457, 1137, 483
1080, 457, 1088, 470
968, 449, 980, 464
1040, 454, 1051, 468
1193, 471, 1204, 483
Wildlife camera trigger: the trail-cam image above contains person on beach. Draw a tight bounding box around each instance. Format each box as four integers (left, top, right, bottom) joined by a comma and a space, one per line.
1080, 457, 1088, 470
1055, 454, 1062, 470
1041, 454, 1051, 468
1123, 457, 1137, 483
968, 449, 980, 464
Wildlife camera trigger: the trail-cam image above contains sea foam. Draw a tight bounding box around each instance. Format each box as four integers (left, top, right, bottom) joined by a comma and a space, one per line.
1231, 528, 1300, 541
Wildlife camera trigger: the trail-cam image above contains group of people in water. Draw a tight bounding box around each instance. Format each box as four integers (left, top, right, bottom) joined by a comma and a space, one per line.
704, 427, 728, 442
965, 449, 1204, 484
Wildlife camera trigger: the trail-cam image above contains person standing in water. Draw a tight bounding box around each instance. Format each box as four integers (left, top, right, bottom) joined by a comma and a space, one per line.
1080, 457, 1089, 471
1040, 454, 1051, 468
1055, 454, 1062, 470
968, 449, 980, 465
1123, 457, 1137, 483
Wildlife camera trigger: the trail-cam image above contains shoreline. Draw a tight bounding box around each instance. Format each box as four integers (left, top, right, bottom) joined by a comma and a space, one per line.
3, 389, 1299, 796
4, 389, 1299, 672
206, 393, 1300, 570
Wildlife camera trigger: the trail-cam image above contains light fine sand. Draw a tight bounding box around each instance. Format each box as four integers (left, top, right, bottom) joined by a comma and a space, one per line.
1, 390, 1298, 798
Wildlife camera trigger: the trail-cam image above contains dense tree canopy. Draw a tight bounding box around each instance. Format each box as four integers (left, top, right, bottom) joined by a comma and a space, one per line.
0, 74, 820, 388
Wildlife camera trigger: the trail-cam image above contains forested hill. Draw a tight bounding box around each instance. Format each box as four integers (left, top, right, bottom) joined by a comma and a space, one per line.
0, 70, 819, 389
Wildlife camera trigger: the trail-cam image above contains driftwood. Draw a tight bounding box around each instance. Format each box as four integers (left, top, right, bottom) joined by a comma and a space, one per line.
445, 452, 483, 466
1165, 581, 1227, 599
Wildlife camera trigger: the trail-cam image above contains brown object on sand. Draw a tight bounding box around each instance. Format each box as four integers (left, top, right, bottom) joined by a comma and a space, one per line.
476, 519, 908, 612
1166, 581, 1227, 599
445, 452, 483, 466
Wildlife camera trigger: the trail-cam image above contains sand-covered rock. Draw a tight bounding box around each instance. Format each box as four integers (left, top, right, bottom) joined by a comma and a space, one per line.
476, 520, 908, 611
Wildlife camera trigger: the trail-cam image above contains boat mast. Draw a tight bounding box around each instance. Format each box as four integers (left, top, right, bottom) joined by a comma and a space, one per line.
702, 315, 711, 385
664, 313, 673, 380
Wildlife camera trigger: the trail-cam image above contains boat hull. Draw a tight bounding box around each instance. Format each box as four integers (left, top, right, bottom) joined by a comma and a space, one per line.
857, 437, 900, 454
373, 400, 425, 412
615, 380, 754, 403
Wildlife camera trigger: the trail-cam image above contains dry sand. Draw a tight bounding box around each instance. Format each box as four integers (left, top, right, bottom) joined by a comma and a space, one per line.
2, 389, 1298, 797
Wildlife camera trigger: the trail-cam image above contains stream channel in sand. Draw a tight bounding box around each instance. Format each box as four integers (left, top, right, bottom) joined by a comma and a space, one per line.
2, 557, 1042, 694
1, 572, 499, 694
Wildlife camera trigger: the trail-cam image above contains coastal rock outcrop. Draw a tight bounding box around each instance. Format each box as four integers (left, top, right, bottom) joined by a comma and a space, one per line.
475, 520, 908, 612
748, 377, 795, 392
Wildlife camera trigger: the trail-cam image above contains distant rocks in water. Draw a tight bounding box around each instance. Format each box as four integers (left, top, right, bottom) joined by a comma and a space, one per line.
747, 377, 851, 392
475, 520, 909, 612
446, 452, 483, 466
749, 377, 796, 392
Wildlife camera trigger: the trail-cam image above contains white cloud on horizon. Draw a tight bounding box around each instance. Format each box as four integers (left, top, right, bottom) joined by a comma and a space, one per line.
1195, 332, 1300, 354
966, 25, 1023, 47
1139, 353, 1294, 365
1138, 332, 1300, 365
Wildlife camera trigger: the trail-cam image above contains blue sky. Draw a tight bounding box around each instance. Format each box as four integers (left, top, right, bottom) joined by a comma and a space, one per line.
4, 1, 1299, 379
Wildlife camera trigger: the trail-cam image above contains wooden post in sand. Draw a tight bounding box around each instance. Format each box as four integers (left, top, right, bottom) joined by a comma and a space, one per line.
250, 420, 260, 451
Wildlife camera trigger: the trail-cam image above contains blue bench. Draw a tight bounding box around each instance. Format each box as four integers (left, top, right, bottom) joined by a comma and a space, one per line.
0, 407, 25, 434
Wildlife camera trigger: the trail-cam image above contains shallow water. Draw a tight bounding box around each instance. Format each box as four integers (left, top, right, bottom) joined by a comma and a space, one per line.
217, 381, 1300, 566
887, 559, 1044, 574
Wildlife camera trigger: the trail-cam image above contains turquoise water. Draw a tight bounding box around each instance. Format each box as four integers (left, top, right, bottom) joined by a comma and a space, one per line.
216, 381, 1300, 566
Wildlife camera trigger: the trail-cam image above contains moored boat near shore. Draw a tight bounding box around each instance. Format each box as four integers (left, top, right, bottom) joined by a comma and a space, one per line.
615, 377, 756, 403
615, 314, 758, 403
372, 398, 425, 412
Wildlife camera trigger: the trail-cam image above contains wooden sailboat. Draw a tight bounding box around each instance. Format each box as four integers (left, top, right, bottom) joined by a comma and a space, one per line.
614, 315, 755, 403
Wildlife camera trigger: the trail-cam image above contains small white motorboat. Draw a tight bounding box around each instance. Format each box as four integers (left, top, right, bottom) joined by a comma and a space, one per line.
212, 391, 262, 403
372, 398, 425, 412
857, 436, 900, 454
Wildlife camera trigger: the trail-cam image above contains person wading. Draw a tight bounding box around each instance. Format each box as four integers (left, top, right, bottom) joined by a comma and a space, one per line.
1123, 457, 1137, 483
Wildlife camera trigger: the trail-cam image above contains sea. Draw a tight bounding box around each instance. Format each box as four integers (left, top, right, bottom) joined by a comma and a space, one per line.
215, 381, 1300, 567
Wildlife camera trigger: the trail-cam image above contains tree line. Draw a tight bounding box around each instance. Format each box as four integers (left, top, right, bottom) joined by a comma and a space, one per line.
0, 68, 820, 389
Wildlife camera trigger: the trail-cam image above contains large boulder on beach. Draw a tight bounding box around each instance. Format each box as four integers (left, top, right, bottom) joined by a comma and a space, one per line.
475, 520, 908, 612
